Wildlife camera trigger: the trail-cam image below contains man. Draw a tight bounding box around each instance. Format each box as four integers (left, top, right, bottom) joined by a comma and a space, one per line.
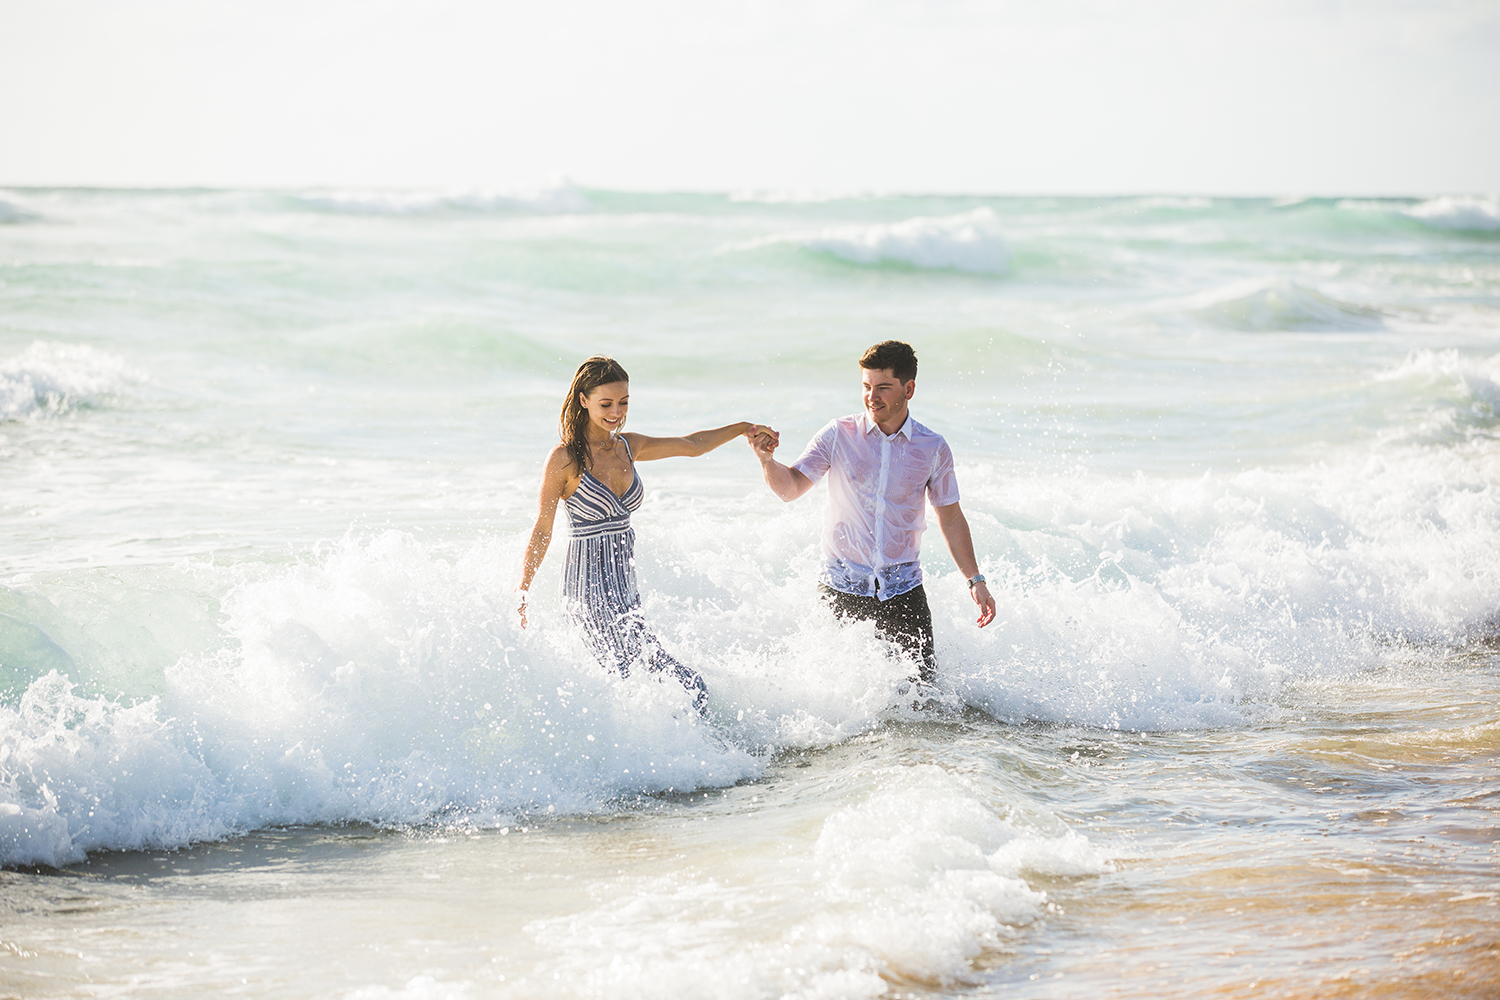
754, 340, 996, 684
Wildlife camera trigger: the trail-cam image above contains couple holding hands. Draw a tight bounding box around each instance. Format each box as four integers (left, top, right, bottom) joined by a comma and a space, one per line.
516, 341, 996, 713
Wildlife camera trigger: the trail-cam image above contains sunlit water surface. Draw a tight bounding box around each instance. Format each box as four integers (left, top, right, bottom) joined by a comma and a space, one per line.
1, 187, 1498, 998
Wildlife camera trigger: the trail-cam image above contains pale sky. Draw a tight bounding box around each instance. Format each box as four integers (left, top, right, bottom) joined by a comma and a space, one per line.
2, 0, 1497, 195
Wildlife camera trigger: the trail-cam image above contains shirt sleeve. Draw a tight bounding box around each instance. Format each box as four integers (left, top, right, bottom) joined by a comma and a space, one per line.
926, 437, 960, 507
790, 420, 838, 485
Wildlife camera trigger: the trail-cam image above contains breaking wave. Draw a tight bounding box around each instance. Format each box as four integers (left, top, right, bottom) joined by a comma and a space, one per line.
1177, 277, 1385, 332
0, 342, 143, 421
1372, 348, 1500, 444
5, 411, 1500, 867
1403, 196, 1500, 233
284, 182, 590, 216
741, 207, 1011, 275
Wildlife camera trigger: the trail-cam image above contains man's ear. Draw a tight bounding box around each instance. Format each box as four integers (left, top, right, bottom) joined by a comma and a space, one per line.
904, 379, 916, 401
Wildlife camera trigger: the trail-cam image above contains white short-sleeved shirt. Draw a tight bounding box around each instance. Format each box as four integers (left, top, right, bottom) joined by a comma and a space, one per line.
791, 412, 960, 600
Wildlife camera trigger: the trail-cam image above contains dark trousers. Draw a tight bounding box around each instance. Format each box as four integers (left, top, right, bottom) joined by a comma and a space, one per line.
819, 583, 936, 682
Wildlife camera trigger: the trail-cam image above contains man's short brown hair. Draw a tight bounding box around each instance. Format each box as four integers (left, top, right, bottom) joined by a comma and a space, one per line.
859, 340, 918, 383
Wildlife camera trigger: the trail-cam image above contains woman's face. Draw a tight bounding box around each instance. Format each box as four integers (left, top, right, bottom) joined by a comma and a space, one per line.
581, 380, 629, 438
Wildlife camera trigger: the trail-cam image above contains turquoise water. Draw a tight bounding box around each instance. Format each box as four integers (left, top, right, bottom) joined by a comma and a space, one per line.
1, 186, 1498, 998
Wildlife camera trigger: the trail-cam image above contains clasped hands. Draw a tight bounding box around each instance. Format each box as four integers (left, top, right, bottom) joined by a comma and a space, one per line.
745, 423, 779, 457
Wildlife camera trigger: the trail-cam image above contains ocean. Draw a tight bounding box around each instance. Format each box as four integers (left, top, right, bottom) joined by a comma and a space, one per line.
1, 185, 1497, 998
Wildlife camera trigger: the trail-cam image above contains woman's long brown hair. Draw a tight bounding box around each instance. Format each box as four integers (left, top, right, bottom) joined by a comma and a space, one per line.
560, 356, 630, 473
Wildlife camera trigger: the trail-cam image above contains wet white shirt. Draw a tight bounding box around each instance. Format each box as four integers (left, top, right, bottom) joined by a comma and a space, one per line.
791, 412, 960, 600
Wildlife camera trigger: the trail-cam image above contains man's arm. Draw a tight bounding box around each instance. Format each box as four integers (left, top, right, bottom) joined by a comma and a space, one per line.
752, 429, 814, 502
933, 501, 996, 628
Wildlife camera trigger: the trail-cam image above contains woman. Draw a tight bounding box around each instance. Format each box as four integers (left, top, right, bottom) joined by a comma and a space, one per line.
516, 356, 775, 714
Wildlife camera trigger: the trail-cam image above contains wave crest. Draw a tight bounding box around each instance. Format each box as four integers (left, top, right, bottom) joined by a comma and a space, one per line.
284, 182, 589, 216
1372, 348, 1500, 444
1180, 277, 1384, 332
0, 532, 756, 866
748, 208, 1011, 275
0, 342, 143, 421
1403, 196, 1500, 233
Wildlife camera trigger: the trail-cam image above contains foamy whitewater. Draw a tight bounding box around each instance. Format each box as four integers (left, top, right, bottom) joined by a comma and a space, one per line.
1, 188, 1498, 998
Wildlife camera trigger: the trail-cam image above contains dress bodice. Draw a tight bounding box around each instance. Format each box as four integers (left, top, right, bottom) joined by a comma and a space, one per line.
563, 440, 643, 538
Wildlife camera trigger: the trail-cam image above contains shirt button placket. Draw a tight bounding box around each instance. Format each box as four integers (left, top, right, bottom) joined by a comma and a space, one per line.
873, 435, 891, 597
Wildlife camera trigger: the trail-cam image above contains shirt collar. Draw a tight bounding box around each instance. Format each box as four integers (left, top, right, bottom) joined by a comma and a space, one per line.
859, 411, 914, 440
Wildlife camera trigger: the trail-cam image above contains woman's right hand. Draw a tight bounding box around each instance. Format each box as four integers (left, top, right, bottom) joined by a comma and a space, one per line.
516, 589, 529, 629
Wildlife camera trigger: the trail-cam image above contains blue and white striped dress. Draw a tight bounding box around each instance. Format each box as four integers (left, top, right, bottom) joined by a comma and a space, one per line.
562, 439, 707, 712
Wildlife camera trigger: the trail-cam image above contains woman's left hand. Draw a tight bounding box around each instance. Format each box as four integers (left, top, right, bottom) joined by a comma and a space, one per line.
746, 424, 779, 451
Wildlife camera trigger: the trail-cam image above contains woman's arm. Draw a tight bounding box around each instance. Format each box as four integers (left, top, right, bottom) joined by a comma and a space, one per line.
515, 446, 573, 627
625, 422, 770, 461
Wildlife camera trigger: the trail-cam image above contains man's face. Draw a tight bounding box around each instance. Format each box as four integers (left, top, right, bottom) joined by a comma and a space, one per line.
861, 366, 914, 426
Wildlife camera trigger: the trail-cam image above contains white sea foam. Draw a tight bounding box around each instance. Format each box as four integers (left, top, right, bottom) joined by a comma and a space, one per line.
0, 531, 759, 866
1403, 195, 1500, 232
742, 207, 1011, 274
525, 764, 1107, 998
7, 396, 1500, 863
1371, 348, 1500, 443
1374, 347, 1500, 399
934, 433, 1500, 728
4, 415, 1499, 866
0, 341, 143, 421
346, 976, 474, 1000
288, 181, 589, 216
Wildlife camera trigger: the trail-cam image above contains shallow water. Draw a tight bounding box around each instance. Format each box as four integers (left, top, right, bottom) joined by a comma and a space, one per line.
1, 186, 1498, 997
5, 657, 1497, 998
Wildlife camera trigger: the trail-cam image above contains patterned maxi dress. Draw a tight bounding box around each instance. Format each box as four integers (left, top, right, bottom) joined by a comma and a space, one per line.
562, 439, 708, 712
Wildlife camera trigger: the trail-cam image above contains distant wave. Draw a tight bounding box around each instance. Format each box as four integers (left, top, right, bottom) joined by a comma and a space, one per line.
727, 189, 873, 204
1336, 196, 1500, 235
0, 196, 40, 224
1402, 196, 1500, 233
1179, 277, 1384, 332
0, 342, 143, 421
739, 208, 1011, 275
283, 181, 590, 216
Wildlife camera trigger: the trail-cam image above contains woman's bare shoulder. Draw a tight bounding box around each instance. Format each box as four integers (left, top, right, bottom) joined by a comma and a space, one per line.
619, 430, 670, 458
541, 443, 581, 486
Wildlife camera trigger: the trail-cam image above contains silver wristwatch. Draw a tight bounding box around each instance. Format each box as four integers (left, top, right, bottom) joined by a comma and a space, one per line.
967, 573, 986, 589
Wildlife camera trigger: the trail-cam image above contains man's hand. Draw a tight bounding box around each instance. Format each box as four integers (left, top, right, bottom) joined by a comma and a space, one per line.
970, 580, 996, 628
749, 425, 780, 459
933, 501, 996, 627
